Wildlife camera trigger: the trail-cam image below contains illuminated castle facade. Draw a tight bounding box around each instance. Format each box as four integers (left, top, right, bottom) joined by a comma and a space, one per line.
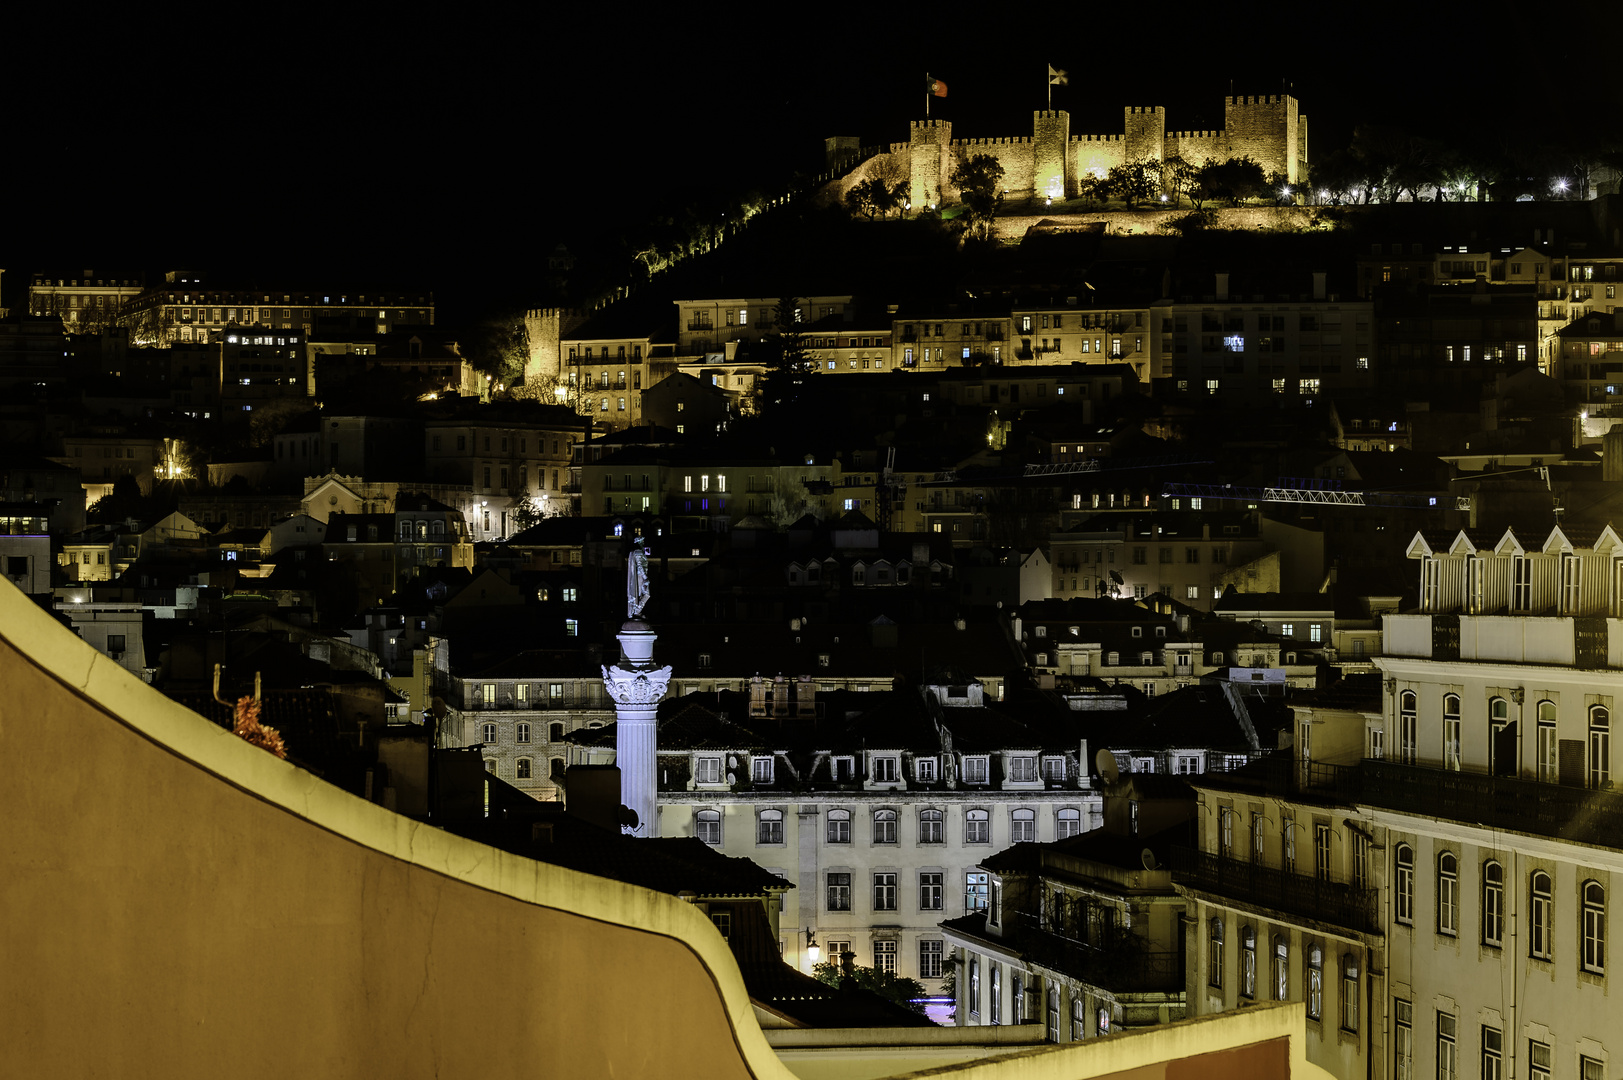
880, 93, 1307, 207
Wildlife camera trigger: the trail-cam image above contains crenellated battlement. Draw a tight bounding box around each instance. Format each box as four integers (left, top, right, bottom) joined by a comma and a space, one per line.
1034, 110, 1068, 119
1225, 95, 1292, 106
952, 136, 1032, 147
1127, 106, 1165, 115
1168, 130, 1225, 140
910, 119, 949, 131
1070, 134, 1123, 142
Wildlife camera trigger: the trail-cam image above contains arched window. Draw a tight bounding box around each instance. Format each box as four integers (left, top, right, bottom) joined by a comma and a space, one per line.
548, 758, 565, 782
1582, 880, 1606, 973
549, 722, 564, 742
826, 808, 850, 844
970, 958, 981, 1017
965, 809, 990, 844
1306, 945, 1323, 1020
757, 809, 783, 845
1208, 918, 1224, 988
1272, 934, 1289, 1000
1443, 694, 1462, 771
1011, 808, 1036, 843
919, 809, 944, 844
1399, 690, 1418, 764
1482, 861, 1504, 947
1071, 994, 1085, 1040
694, 809, 721, 845
1340, 955, 1359, 1031
1395, 844, 1415, 924
1047, 986, 1061, 1042
1490, 697, 1516, 777
990, 964, 1001, 1023
872, 809, 897, 844
1537, 701, 1558, 782
1590, 706, 1611, 789
1057, 807, 1081, 839
1438, 851, 1459, 935
1011, 974, 1023, 1024
1240, 927, 1257, 998
1530, 870, 1553, 960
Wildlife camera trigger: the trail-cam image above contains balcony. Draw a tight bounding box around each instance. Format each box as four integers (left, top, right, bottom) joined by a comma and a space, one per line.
1171, 847, 1380, 935
685, 320, 714, 333
1360, 759, 1623, 848
1385, 613, 1617, 666
1008, 913, 1182, 992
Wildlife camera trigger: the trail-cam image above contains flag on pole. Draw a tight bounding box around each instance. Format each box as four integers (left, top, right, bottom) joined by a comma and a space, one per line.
926, 76, 948, 98
1048, 65, 1068, 86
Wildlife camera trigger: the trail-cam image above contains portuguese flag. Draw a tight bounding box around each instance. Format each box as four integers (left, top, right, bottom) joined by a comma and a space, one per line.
927, 76, 948, 98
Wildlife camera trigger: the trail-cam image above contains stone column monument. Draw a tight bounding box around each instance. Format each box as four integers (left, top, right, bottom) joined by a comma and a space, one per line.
601, 538, 669, 837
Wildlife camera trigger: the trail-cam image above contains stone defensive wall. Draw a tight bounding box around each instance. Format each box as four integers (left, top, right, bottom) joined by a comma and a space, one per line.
992, 205, 1332, 242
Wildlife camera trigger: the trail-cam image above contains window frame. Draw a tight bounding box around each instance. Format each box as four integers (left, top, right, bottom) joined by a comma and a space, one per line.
1340, 954, 1359, 1032
872, 808, 898, 845
1438, 851, 1459, 936
1482, 860, 1504, 947
826, 871, 851, 911
1208, 918, 1224, 989
1530, 870, 1553, 960
1437, 1011, 1457, 1080
826, 808, 851, 844
1582, 879, 1606, 974
872, 872, 898, 912
756, 808, 783, 846
919, 872, 944, 911
694, 809, 721, 845
918, 808, 944, 844
1240, 926, 1257, 999
1306, 944, 1323, 1020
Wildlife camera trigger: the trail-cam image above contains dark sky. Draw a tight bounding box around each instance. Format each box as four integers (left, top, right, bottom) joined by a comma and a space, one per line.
4, 4, 1614, 317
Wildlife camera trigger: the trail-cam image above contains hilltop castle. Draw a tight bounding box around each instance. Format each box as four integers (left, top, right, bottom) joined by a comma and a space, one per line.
869, 92, 1307, 208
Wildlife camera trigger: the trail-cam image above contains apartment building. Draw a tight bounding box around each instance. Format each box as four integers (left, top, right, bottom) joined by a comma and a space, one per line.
571, 679, 1104, 984
27, 269, 144, 329
1178, 520, 1623, 1080
119, 270, 432, 346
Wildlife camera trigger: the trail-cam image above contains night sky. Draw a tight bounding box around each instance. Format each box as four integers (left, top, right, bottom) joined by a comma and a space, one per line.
4, 5, 1613, 319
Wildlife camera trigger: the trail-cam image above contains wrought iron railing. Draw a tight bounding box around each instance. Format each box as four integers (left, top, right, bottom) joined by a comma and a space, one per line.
1170, 847, 1381, 934
1009, 912, 1181, 992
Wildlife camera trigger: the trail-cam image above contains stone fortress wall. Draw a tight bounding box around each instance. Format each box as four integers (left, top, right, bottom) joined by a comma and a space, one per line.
833, 91, 1308, 210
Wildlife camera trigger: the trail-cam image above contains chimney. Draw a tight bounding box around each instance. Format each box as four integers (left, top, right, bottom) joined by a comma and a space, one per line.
1215, 273, 1230, 301
1312, 272, 1327, 300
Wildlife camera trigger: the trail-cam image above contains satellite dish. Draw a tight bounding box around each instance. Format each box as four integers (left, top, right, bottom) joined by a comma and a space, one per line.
1141, 848, 1158, 871
1095, 749, 1120, 785
1109, 570, 1124, 586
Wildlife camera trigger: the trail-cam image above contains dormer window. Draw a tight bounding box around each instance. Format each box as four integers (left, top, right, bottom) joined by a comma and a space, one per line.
962, 756, 990, 784
1008, 755, 1038, 783
872, 755, 900, 783
750, 756, 773, 783
694, 756, 722, 785
915, 757, 938, 782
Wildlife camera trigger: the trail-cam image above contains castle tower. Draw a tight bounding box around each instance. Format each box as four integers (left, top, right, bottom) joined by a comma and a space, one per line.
1123, 106, 1166, 167
1223, 94, 1300, 183
602, 620, 670, 837
522, 307, 589, 386
1032, 111, 1071, 199
908, 119, 952, 209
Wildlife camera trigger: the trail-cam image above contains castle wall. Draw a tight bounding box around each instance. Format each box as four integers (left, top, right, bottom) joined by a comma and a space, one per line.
1070, 134, 1127, 182
1165, 131, 1227, 168
909, 119, 952, 208
1224, 95, 1299, 182
1032, 111, 1071, 198
948, 136, 1034, 199
1122, 106, 1165, 165
523, 307, 590, 384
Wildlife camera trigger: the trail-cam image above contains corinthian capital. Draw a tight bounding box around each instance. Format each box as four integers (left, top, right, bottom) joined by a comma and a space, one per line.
601, 664, 672, 706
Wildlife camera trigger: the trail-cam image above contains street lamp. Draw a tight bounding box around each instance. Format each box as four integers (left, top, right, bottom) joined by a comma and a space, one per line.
805, 928, 821, 964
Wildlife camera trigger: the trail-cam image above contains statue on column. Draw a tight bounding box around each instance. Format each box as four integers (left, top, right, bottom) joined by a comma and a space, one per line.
626, 536, 650, 620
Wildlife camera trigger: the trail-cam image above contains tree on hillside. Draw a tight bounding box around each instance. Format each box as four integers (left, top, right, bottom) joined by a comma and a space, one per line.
1199, 157, 1267, 206
949, 154, 1006, 241
1163, 155, 1202, 208
1106, 159, 1162, 208
845, 182, 878, 220
757, 296, 812, 413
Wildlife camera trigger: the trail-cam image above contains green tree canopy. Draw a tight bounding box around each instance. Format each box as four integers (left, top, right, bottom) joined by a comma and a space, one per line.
810, 961, 928, 1015
949, 154, 1006, 241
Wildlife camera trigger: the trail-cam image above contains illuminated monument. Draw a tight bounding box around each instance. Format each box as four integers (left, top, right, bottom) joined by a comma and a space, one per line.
601, 536, 669, 836
863, 91, 1307, 208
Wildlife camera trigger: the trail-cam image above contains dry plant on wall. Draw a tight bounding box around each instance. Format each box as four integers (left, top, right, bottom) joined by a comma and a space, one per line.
233, 695, 288, 759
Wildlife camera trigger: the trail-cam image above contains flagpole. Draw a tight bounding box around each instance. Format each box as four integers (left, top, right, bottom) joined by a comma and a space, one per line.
926, 72, 930, 119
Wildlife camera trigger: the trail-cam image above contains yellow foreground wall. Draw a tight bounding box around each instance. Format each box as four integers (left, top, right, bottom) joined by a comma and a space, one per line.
0, 580, 792, 1080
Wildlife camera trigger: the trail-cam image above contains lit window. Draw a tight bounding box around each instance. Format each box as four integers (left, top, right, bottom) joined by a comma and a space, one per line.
757, 809, 783, 845
694, 809, 721, 845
